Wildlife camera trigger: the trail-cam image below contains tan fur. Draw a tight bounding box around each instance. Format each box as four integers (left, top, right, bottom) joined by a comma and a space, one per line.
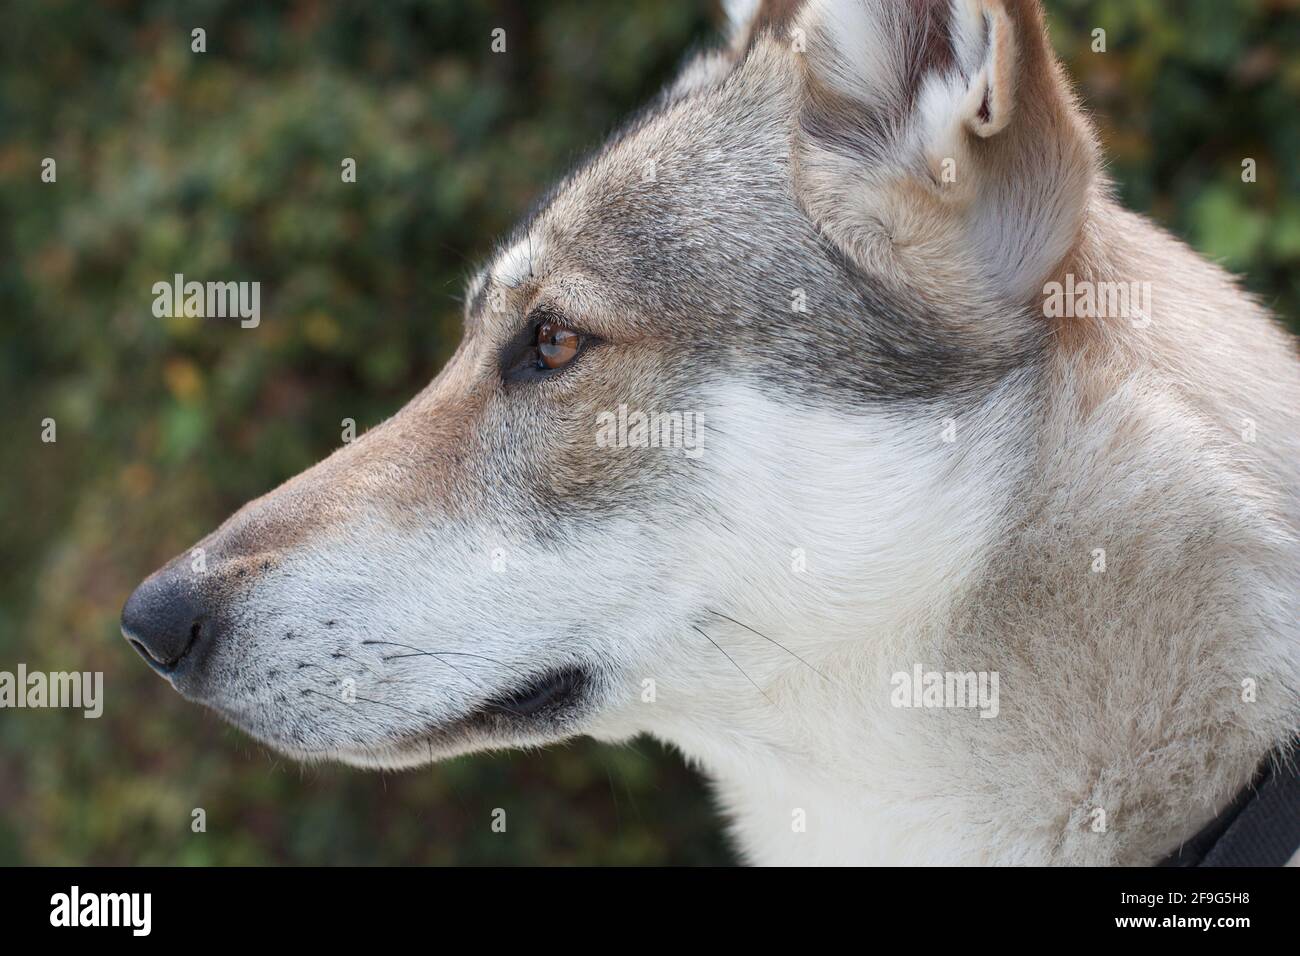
123, 0, 1299, 865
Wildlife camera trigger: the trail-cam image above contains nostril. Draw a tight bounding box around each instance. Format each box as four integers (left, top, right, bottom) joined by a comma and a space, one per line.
183, 618, 204, 659
128, 638, 162, 666
126, 616, 205, 674
120, 573, 215, 677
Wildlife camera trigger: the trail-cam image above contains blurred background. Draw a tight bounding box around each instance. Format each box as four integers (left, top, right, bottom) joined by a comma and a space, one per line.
0, 0, 1296, 865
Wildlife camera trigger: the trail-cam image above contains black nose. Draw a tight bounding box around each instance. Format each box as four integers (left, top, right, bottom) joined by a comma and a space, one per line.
120, 570, 211, 675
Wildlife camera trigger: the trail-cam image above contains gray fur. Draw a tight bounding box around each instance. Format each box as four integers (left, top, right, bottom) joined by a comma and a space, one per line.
122, 0, 1300, 866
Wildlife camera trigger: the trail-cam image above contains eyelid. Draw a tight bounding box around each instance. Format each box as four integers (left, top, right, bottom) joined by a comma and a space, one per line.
527, 307, 589, 338
499, 310, 599, 383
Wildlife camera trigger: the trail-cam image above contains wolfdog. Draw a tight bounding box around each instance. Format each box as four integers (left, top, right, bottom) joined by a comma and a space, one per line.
122, 0, 1300, 865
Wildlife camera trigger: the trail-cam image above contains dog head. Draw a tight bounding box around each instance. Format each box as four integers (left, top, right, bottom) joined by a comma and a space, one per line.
122, 0, 1096, 767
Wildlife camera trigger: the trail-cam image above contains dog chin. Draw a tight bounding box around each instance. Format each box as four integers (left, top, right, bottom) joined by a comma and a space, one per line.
279, 724, 584, 771
216, 663, 603, 770
305, 737, 492, 771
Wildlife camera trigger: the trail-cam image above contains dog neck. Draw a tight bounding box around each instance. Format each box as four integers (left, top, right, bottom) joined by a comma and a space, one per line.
631, 309, 1296, 864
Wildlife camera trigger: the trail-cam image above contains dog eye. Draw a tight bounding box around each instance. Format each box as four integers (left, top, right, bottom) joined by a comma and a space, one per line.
500, 313, 594, 383
536, 321, 583, 370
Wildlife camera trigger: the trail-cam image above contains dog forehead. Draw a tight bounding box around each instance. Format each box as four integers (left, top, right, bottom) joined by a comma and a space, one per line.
468, 60, 797, 313
556, 98, 789, 261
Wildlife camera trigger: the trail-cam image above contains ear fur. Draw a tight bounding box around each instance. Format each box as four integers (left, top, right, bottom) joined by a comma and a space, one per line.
789, 0, 1098, 310
723, 0, 764, 42
664, 0, 780, 101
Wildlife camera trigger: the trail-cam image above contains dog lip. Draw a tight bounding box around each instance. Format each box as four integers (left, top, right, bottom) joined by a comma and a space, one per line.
287, 667, 595, 766
481, 665, 589, 719
211, 665, 597, 766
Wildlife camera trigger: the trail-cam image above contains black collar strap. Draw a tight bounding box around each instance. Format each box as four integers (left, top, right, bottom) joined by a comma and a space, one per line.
1159, 736, 1300, 867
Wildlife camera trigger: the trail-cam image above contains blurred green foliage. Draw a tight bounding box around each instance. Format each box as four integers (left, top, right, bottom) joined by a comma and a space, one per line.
0, 0, 1295, 865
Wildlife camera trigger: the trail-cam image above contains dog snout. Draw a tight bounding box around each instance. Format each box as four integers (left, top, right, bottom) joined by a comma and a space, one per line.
121, 568, 216, 677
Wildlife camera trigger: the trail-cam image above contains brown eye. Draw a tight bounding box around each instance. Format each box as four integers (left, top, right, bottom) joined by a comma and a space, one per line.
536, 321, 583, 370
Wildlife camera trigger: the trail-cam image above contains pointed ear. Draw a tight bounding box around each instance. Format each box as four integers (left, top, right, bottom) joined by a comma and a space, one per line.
669, 0, 807, 101
723, 0, 764, 44
724, 0, 806, 51
791, 0, 1097, 308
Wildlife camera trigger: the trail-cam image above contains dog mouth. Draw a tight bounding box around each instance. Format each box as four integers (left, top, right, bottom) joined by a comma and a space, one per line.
478, 665, 589, 720
211, 662, 597, 769
318, 664, 595, 766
